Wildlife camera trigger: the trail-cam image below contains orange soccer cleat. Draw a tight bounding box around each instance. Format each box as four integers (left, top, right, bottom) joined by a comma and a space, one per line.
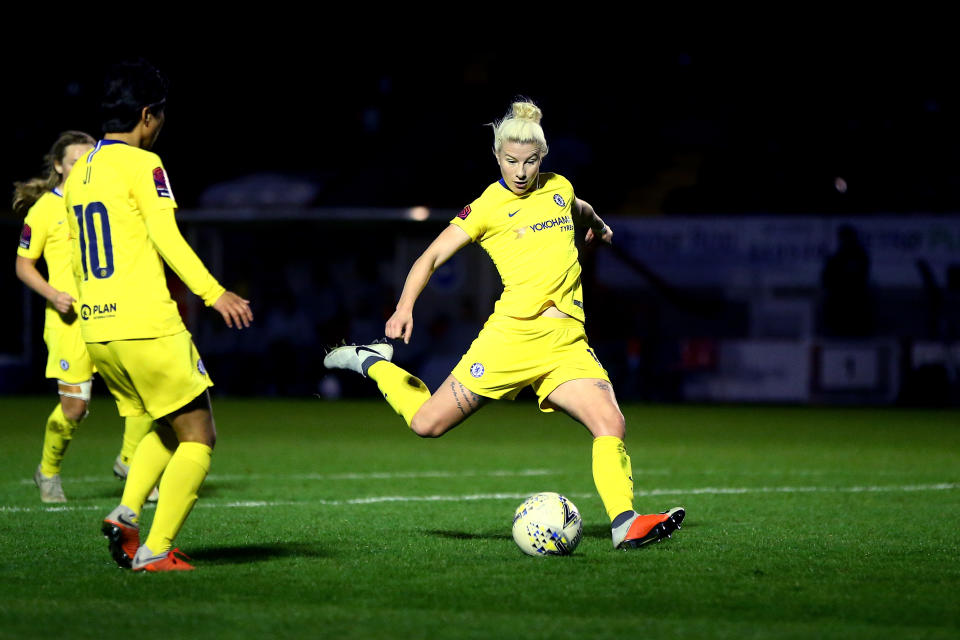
612, 507, 685, 549
132, 548, 195, 572
102, 510, 140, 569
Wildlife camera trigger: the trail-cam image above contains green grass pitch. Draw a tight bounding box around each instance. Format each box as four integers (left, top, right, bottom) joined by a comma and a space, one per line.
0, 396, 958, 639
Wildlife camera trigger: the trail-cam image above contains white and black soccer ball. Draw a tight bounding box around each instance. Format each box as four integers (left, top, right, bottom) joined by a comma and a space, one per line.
512, 492, 583, 556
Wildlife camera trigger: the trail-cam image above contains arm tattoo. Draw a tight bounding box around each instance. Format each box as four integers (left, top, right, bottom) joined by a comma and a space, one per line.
594, 381, 611, 392
450, 380, 468, 416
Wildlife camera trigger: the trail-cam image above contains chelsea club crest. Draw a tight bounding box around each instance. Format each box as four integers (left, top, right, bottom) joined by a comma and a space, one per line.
470, 363, 485, 378
554, 194, 566, 207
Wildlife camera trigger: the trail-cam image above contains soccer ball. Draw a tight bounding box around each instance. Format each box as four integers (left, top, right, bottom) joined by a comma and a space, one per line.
512, 492, 583, 556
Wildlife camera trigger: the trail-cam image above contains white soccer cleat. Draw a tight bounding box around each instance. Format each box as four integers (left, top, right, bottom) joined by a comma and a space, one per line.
323, 340, 394, 377
612, 507, 685, 549
34, 465, 67, 503
112, 456, 129, 480
114, 455, 159, 502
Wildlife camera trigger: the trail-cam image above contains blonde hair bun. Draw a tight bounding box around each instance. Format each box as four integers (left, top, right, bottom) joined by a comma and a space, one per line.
491, 100, 548, 156
511, 101, 543, 124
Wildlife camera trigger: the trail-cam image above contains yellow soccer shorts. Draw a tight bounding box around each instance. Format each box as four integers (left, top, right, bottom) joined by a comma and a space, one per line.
43, 320, 95, 383
85, 330, 213, 419
451, 313, 609, 412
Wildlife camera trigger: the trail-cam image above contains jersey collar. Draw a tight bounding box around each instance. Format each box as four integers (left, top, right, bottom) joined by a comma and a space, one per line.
88, 138, 128, 163
498, 175, 544, 196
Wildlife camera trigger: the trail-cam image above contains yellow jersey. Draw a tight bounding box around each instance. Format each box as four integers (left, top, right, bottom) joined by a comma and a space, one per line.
64, 140, 225, 342
17, 188, 79, 332
450, 172, 584, 322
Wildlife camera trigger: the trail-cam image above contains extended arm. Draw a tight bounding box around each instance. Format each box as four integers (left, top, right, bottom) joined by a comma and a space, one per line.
144, 209, 253, 328
572, 198, 613, 245
385, 224, 472, 344
15, 256, 75, 314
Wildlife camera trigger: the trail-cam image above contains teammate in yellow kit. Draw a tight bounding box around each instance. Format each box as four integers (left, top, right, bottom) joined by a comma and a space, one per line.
14, 131, 155, 503
64, 60, 253, 571
324, 101, 684, 549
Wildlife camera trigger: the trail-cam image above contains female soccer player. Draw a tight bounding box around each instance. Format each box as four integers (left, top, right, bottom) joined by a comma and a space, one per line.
65, 60, 253, 571
325, 101, 684, 549
14, 131, 155, 503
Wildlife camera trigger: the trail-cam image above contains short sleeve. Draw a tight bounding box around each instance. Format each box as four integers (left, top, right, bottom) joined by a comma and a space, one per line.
17, 203, 49, 259
449, 201, 486, 242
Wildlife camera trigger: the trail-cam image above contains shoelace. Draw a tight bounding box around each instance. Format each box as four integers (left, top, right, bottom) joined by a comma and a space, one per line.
168, 548, 192, 563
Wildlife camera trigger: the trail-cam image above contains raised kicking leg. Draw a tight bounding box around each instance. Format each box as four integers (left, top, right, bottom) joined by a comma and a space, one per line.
544, 378, 684, 549
405, 373, 488, 437
323, 343, 487, 436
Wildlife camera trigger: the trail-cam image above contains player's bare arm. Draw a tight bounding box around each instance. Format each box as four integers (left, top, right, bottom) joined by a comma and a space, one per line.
572, 198, 612, 245
15, 256, 75, 314
386, 224, 471, 344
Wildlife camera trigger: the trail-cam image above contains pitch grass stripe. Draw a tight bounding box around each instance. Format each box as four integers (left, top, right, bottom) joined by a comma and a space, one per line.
17, 468, 930, 486
16, 468, 559, 485
2, 483, 958, 514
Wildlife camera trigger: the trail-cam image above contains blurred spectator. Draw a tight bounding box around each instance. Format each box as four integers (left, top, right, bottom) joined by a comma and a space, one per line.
820, 224, 873, 338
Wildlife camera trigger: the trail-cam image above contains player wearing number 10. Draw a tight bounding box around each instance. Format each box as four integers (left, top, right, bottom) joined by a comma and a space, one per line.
64, 59, 253, 572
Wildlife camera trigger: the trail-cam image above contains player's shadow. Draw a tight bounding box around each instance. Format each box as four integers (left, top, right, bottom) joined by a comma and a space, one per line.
583, 525, 613, 538
188, 542, 329, 565
427, 529, 512, 541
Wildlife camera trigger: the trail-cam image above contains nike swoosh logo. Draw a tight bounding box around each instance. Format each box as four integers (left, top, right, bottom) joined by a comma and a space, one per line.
356, 346, 382, 357
508, 210, 520, 217
117, 514, 137, 528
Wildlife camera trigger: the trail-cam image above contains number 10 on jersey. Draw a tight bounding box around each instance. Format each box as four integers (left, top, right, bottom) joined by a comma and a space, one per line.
73, 202, 114, 280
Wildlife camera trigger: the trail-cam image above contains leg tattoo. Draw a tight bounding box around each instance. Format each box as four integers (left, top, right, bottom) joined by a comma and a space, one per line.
450, 380, 468, 416
458, 382, 481, 410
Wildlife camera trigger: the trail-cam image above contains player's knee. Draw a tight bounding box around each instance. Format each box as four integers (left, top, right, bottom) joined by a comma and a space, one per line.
593, 409, 625, 439
612, 411, 626, 439
60, 397, 88, 423
409, 412, 446, 438
180, 429, 215, 448
193, 423, 216, 448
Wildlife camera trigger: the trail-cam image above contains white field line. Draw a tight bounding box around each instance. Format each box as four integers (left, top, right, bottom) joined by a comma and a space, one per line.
1, 483, 957, 514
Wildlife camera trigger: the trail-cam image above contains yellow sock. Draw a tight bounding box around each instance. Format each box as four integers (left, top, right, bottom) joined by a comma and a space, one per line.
121, 431, 174, 516
592, 436, 635, 521
39, 404, 81, 476
144, 442, 212, 554
119, 415, 155, 466
367, 360, 431, 427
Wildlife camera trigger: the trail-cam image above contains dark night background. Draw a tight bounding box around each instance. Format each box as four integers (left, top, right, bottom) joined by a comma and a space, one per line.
4, 40, 958, 216
3, 35, 959, 404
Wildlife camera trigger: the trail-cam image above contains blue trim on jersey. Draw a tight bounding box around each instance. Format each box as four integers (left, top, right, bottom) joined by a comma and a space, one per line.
52, 187, 63, 198
498, 178, 511, 191
87, 140, 103, 163
87, 139, 128, 163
